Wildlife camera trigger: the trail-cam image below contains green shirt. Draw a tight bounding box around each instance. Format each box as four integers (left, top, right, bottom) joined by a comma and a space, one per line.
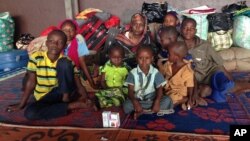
100, 61, 129, 88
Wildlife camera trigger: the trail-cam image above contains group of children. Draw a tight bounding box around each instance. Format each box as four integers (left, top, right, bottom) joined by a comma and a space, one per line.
6, 11, 250, 120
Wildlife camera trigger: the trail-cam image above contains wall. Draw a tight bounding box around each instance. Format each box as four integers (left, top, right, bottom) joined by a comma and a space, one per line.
79, 0, 250, 23
0, 0, 66, 39
0, 0, 249, 39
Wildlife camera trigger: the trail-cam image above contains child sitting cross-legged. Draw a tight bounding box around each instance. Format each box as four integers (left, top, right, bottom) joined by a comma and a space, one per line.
123, 46, 174, 120
95, 45, 129, 108
6, 30, 96, 120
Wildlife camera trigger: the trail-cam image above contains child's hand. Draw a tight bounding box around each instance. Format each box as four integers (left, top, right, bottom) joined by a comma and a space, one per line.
85, 99, 98, 111
90, 83, 98, 89
157, 59, 164, 67
133, 100, 143, 114
152, 100, 160, 113
187, 99, 193, 110
6, 103, 24, 113
77, 86, 90, 99
133, 101, 143, 120
133, 111, 143, 120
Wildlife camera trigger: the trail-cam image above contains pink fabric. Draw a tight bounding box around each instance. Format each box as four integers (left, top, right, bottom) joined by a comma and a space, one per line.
68, 38, 80, 68
40, 26, 59, 36
104, 15, 120, 29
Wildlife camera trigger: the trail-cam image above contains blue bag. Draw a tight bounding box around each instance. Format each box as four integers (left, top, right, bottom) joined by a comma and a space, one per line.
210, 71, 235, 103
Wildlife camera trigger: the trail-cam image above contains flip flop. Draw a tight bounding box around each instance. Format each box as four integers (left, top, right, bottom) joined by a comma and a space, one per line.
143, 109, 175, 116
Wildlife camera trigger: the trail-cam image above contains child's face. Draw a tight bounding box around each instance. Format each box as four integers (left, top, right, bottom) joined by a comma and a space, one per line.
181, 21, 196, 40
46, 33, 66, 55
137, 49, 153, 70
131, 15, 145, 36
109, 49, 123, 67
160, 33, 177, 50
61, 23, 77, 42
168, 47, 178, 63
163, 14, 178, 27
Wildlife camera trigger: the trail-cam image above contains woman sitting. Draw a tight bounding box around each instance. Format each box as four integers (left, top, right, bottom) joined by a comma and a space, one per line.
113, 13, 157, 68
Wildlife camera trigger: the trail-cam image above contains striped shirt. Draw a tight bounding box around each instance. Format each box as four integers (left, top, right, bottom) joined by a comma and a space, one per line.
124, 65, 167, 101
27, 51, 79, 101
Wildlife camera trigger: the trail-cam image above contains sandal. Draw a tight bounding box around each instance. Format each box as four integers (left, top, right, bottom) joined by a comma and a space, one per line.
143, 109, 175, 116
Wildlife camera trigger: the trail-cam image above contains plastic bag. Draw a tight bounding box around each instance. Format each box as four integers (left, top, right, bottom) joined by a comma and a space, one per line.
0, 12, 14, 52
233, 15, 250, 49
16, 33, 35, 50
208, 30, 233, 51
222, 1, 248, 24
222, 1, 247, 14
141, 2, 168, 23
207, 13, 232, 32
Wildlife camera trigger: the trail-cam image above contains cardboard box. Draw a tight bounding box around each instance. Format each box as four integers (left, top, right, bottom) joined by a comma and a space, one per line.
102, 111, 111, 127
102, 111, 120, 128
109, 112, 120, 127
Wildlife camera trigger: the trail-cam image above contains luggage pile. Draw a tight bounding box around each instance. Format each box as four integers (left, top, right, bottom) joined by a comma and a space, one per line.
76, 8, 120, 52
0, 12, 29, 73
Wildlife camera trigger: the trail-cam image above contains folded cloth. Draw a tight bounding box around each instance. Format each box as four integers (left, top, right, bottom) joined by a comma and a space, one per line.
210, 71, 235, 102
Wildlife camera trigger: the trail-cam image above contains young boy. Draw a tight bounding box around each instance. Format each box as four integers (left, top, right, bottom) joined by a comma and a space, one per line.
158, 41, 195, 110
157, 26, 192, 66
158, 26, 179, 59
123, 46, 173, 120
6, 30, 96, 120
155, 11, 180, 49
180, 18, 250, 102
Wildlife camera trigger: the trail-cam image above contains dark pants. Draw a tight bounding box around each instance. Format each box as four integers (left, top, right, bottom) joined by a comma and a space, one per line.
24, 58, 77, 120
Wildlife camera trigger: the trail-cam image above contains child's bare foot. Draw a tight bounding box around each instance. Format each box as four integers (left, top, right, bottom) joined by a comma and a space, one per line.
181, 103, 187, 110
197, 98, 208, 106
200, 85, 212, 97
78, 97, 98, 111
68, 100, 92, 110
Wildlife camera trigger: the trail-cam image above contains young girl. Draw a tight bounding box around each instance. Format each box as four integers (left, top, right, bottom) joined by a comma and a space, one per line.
95, 46, 129, 108
59, 19, 96, 90
158, 41, 196, 110
123, 46, 173, 120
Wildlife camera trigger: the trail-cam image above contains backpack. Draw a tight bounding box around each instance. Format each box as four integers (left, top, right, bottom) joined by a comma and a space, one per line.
79, 15, 108, 51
